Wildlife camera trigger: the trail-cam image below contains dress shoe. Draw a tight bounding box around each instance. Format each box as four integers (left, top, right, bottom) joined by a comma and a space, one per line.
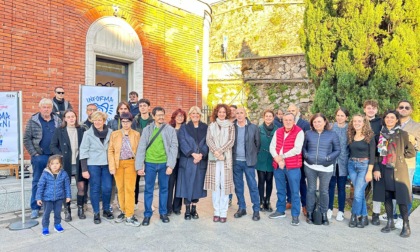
321, 213, 329, 226
371, 213, 380, 226
357, 216, 365, 228
173, 210, 181, 215
191, 205, 199, 219
184, 205, 191, 220
381, 219, 396, 233
349, 214, 357, 228
306, 213, 313, 224
360, 216, 368, 227
160, 214, 170, 223
93, 213, 101, 224
142, 217, 151, 226
220, 217, 227, 223
167, 211, 172, 216
286, 202, 292, 210
234, 209, 247, 218
213, 216, 220, 222
400, 221, 411, 238
252, 211, 260, 221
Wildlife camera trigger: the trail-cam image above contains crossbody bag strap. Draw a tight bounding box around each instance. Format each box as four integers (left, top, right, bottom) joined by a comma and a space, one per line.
146, 124, 166, 150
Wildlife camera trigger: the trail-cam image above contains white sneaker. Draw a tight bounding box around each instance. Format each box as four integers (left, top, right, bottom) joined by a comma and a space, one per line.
379, 213, 388, 221
327, 209, 333, 220
395, 218, 403, 229
336, 211, 344, 221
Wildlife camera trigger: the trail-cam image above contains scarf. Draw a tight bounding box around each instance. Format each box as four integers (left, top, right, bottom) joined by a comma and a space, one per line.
210, 118, 232, 149
93, 125, 108, 143
378, 126, 400, 168
263, 122, 275, 137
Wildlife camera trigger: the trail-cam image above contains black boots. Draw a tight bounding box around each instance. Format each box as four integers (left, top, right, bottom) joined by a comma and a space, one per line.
321, 213, 329, 226
260, 199, 265, 212
185, 205, 191, 220
381, 219, 396, 233
94, 213, 101, 224
78, 205, 86, 219
400, 221, 411, 238
357, 216, 366, 228
349, 214, 357, 228
306, 213, 313, 224
265, 198, 273, 212
63, 202, 72, 222
371, 213, 380, 226
77, 195, 86, 219
191, 205, 199, 219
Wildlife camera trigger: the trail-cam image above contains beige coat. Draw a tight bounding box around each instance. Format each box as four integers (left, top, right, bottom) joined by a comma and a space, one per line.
204, 122, 235, 194
108, 129, 140, 173
401, 119, 420, 168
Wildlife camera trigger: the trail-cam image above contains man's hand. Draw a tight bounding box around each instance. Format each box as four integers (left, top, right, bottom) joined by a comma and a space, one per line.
274, 155, 283, 164
166, 167, 173, 175
137, 170, 145, 176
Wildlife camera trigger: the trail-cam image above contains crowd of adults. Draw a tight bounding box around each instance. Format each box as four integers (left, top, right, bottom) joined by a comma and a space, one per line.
23, 87, 419, 238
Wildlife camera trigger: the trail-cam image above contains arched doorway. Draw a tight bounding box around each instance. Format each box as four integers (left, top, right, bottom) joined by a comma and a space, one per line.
85, 16, 143, 101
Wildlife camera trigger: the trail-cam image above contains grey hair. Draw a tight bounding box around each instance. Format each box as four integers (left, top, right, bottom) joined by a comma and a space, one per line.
39, 98, 53, 107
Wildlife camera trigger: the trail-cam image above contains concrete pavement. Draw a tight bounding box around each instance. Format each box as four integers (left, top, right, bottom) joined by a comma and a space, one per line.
1, 188, 419, 252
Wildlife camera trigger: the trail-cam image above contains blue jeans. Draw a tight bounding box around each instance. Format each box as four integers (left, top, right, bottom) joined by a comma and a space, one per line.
328, 166, 347, 212
233, 161, 260, 212
274, 167, 301, 217
42, 199, 63, 228
286, 167, 307, 207
144, 162, 169, 217
348, 159, 369, 216
31, 155, 50, 210
88, 165, 112, 214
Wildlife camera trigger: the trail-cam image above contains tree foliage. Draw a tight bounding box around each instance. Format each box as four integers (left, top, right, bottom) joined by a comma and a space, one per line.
300, 0, 420, 120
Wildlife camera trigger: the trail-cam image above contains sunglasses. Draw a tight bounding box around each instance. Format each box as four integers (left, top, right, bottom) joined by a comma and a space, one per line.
56, 92, 65, 94
398, 106, 411, 110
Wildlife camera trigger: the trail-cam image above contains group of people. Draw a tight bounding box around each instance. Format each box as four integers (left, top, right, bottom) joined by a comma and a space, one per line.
24, 88, 418, 239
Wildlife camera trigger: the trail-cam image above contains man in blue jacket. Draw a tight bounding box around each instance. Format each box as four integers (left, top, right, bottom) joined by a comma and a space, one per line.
232, 108, 261, 221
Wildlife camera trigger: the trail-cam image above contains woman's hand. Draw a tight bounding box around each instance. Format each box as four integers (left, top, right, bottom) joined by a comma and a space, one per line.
365, 172, 373, 183
109, 170, 115, 175
82, 171, 90, 179
373, 171, 381, 181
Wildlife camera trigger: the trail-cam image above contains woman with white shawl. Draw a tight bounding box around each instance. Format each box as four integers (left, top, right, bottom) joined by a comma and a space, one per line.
204, 104, 235, 223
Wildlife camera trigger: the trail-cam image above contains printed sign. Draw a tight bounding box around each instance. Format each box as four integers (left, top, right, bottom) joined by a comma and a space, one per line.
80, 85, 120, 123
0, 92, 19, 164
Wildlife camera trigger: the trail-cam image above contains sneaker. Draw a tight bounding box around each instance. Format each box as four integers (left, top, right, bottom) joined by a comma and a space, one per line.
291, 216, 300, 226
269, 211, 286, 219
42, 228, 49, 236
103, 210, 114, 220
379, 213, 388, 222
109, 206, 114, 213
395, 218, 403, 229
54, 224, 64, 233
125, 216, 141, 227
31, 209, 39, 219
327, 209, 333, 220
336, 211, 344, 221
115, 212, 126, 223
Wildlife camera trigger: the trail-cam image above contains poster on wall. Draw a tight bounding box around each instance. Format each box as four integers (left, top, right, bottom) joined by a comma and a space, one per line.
0, 92, 19, 164
80, 85, 120, 123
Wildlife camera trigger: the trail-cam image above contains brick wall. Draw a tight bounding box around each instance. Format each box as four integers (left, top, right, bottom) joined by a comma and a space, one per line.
0, 0, 205, 157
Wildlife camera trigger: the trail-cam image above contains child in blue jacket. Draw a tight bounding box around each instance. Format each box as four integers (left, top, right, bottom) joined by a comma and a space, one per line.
36, 154, 71, 236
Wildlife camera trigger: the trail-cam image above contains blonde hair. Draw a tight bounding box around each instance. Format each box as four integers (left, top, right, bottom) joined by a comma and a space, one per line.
188, 106, 203, 116
90, 111, 108, 122
39, 98, 53, 107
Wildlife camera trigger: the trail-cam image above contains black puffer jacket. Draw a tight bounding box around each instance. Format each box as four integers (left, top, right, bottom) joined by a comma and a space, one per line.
303, 130, 341, 167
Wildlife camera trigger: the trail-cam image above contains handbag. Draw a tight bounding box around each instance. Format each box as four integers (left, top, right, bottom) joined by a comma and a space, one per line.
208, 151, 217, 162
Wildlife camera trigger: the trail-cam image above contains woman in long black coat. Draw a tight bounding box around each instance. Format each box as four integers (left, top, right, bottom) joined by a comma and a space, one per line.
50, 109, 86, 221
373, 110, 415, 237
176, 106, 209, 220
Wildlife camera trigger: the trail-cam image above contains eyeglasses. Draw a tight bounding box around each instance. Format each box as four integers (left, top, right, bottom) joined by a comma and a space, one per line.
398, 106, 411, 110
56, 92, 65, 94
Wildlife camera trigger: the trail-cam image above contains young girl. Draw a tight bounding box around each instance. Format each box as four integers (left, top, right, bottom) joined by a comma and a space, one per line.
36, 155, 71, 236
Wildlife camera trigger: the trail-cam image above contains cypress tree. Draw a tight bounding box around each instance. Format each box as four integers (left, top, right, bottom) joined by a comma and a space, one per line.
301, 0, 420, 120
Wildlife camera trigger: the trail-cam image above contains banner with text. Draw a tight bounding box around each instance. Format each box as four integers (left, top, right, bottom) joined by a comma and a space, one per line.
80, 85, 120, 124
0, 92, 19, 164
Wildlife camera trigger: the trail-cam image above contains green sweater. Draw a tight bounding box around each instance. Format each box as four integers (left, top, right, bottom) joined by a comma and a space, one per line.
145, 127, 167, 163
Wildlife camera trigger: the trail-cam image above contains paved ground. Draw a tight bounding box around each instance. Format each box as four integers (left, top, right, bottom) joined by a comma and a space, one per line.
1, 187, 419, 252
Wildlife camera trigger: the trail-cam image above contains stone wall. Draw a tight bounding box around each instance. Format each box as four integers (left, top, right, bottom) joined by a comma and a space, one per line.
208, 54, 315, 124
